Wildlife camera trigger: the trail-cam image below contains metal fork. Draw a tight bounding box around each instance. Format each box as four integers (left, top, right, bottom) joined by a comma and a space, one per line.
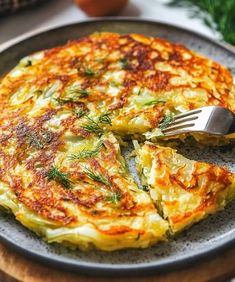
162, 106, 235, 137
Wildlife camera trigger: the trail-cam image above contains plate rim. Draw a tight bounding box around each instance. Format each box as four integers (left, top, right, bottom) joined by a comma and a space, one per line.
1, 225, 235, 276
1, 17, 235, 54
0, 18, 235, 276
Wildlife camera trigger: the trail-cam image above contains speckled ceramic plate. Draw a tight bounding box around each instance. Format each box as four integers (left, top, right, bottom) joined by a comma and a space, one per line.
0, 19, 235, 276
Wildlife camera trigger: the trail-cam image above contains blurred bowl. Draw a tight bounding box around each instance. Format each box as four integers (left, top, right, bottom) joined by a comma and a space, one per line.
74, 0, 128, 17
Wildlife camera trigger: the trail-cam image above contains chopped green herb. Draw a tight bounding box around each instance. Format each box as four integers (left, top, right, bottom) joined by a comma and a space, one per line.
77, 61, 96, 77
137, 88, 143, 95
69, 142, 103, 160
98, 112, 112, 125
77, 89, 89, 97
82, 116, 104, 136
75, 109, 88, 118
120, 58, 129, 69
24, 60, 32, 67
110, 81, 120, 87
55, 89, 89, 105
83, 167, 110, 186
83, 69, 95, 77
67, 88, 89, 97
159, 114, 175, 130
185, 135, 195, 144
144, 99, 166, 106
106, 190, 122, 204
54, 97, 79, 105
142, 185, 149, 192
46, 166, 73, 189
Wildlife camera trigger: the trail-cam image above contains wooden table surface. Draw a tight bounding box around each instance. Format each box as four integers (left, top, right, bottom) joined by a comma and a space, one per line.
0, 242, 234, 282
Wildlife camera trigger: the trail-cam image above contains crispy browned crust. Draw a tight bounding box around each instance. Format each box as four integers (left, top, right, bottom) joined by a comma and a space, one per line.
136, 142, 235, 232
0, 32, 234, 241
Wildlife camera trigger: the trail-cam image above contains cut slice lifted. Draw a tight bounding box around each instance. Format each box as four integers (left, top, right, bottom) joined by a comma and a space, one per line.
135, 142, 235, 233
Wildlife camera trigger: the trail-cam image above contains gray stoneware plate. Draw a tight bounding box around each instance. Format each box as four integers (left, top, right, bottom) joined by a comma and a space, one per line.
0, 19, 235, 276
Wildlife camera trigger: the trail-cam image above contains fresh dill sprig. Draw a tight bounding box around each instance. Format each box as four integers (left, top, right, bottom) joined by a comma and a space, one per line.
24, 59, 32, 67
142, 185, 149, 192
81, 115, 104, 136
167, 0, 235, 45
77, 89, 89, 97
77, 64, 96, 77
105, 190, 122, 204
144, 99, 166, 106
67, 88, 89, 98
159, 114, 175, 130
137, 87, 143, 95
46, 166, 73, 189
84, 69, 95, 77
55, 89, 89, 105
110, 81, 120, 87
83, 166, 110, 186
74, 109, 88, 118
54, 97, 79, 105
120, 58, 129, 69
69, 141, 103, 160
98, 112, 112, 125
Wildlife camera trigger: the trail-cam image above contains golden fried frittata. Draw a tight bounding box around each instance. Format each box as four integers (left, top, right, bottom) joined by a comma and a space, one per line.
0, 129, 168, 250
1, 32, 234, 139
135, 142, 235, 233
0, 32, 234, 250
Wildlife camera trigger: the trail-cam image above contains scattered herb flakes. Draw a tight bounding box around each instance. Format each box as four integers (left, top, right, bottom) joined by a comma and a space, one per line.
55, 89, 89, 105
74, 109, 88, 118
83, 167, 110, 186
81, 115, 104, 136
77, 89, 89, 97
54, 97, 78, 105
66, 87, 89, 98
120, 58, 129, 69
110, 81, 120, 87
24, 60, 32, 67
69, 141, 103, 160
98, 112, 112, 125
159, 114, 175, 130
144, 99, 166, 106
142, 185, 149, 192
84, 69, 96, 77
137, 87, 143, 95
46, 166, 73, 189
77, 66, 96, 77
106, 190, 122, 204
